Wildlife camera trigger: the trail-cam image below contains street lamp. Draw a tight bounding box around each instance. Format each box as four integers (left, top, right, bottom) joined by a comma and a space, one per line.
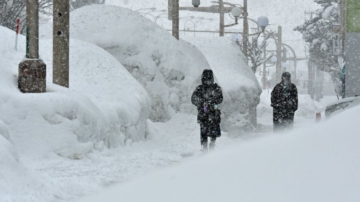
232, 33, 242, 43
231, 7, 242, 24
257, 16, 269, 32
192, 0, 200, 7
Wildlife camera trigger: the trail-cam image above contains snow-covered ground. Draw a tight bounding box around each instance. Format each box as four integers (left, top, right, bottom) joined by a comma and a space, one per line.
0, 5, 259, 201
0, 2, 348, 202
77, 105, 360, 202
0, 24, 152, 201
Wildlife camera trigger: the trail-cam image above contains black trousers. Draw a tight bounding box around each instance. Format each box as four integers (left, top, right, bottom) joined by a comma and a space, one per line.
200, 123, 221, 146
273, 108, 295, 131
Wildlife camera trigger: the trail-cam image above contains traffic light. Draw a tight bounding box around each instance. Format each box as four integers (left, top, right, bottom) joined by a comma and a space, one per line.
192, 0, 200, 7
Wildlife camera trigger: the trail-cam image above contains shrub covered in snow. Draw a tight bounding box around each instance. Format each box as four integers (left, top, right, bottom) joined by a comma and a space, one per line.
41, 5, 212, 122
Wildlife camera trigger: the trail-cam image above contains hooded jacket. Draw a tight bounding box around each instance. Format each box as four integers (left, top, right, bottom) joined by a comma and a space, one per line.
271, 72, 298, 111
191, 70, 223, 124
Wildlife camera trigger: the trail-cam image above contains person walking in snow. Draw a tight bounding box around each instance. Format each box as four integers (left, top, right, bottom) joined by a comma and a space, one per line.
271, 72, 298, 131
191, 69, 223, 151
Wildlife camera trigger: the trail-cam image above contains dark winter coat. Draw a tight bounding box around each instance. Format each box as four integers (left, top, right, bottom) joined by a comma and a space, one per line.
191, 70, 223, 125
271, 72, 298, 129
271, 83, 298, 112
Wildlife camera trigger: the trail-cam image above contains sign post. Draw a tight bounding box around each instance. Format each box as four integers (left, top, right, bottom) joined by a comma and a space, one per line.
15, 19, 20, 50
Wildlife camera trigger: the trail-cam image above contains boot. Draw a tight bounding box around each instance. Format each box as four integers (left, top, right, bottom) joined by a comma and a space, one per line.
209, 138, 216, 151
201, 139, 208, 152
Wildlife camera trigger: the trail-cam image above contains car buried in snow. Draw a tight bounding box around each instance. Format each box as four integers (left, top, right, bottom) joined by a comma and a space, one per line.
325, 96, 360, 118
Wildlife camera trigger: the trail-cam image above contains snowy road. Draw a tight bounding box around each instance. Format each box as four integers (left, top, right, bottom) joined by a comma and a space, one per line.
75, 105, 360, 202
33, 112, 315, 202
1, 104, 321, 202
22, 114, 237, 201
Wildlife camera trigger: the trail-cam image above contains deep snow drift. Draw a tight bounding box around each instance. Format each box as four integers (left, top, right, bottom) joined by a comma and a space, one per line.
0, 25, 151, 200
77, 105, 360, 202
41, 5, 213, 122
0, 26, 150, 150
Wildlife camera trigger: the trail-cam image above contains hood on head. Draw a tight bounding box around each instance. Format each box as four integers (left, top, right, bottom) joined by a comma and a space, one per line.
201, 69, 214, 85
282, 72, 291, 84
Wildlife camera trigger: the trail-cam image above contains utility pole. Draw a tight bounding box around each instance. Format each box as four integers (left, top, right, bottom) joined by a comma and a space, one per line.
172, 0, 179, 40
340, 0, 346, 52
53, 0, 70, 88
173, 0, 233, 39
219, 0, 224, 36
18, 0, 46, 93
262, 41, 267, 89
168, 0, 173, 20
276, 26, 282, 83
243, 0, 248, 64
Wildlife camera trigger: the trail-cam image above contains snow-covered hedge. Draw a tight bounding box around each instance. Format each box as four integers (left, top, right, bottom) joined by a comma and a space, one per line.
0, 26, 151, 159
41, 5, 211, 122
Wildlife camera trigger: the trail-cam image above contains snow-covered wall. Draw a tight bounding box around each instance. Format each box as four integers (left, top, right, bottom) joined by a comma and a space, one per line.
0, 26, 151, 159
41, 5, 211, 122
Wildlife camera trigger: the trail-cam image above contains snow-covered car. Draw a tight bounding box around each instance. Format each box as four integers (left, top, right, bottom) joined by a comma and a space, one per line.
325, 97, 360, 118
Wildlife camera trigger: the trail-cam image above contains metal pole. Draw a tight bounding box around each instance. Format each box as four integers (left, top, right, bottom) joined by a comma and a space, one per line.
276, 26, 282, 83
243, 0, 248, 64
172, 0, 179, 40
262, 41, 267, 89
219, 0, 224, 36
340, 0, 346, 50
53, 0, 70, 88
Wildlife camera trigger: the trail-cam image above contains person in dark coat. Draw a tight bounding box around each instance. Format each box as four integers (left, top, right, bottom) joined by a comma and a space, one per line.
191, 69, 223, 151
271, 72, 298, 131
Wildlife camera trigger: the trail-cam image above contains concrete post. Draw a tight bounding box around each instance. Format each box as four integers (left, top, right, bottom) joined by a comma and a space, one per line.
18, 0, 46, 93
276, 26, 282, 83
53, 0, 70, 88
219, 0, 224, 36
172, 0, 179, 40
242, 0, 248, 64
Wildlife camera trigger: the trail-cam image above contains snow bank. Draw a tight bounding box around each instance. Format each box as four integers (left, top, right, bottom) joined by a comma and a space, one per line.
183, 36, 262, 133
0, 122, 60, 201
258, 90, 329, 126
0, 26, 150, 157
0, 25, 151, 200
41, 5, 211, 122
77, 105, 360, 202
